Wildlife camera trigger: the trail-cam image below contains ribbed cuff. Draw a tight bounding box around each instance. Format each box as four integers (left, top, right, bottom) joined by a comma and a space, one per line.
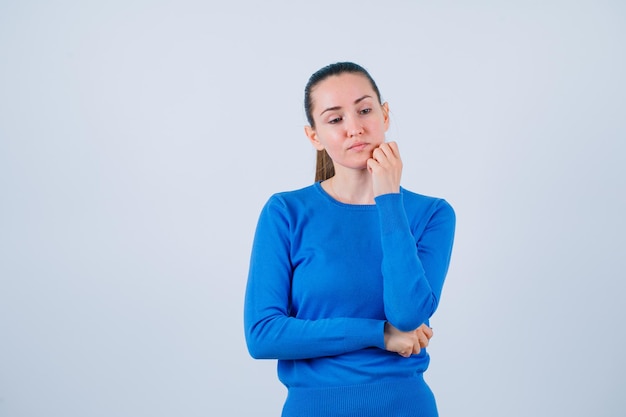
343, 319, 385, 351
374, 193, 410, 236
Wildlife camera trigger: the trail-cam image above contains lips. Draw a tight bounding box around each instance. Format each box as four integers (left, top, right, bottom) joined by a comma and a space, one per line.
348, 142, 368, 151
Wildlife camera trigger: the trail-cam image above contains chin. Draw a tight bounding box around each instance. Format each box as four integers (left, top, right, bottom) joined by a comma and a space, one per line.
344, 161, 370, 171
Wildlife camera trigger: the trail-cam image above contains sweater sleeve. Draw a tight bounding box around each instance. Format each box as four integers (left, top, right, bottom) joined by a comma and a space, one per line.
374, 193, 456, 331
244, 195, 385, 360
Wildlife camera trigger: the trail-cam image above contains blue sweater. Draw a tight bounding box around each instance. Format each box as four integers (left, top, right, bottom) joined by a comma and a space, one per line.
244, 182, 455, 415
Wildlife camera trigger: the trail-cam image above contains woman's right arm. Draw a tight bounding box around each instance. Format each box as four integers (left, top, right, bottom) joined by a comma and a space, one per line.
243, 196, 386, 360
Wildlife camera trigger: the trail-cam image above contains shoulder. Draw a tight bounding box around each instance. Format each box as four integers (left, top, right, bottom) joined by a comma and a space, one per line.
258, 183, 321, 219
400, 187, 454, 211
265, 183, 319, 207
399, 187, 456, 224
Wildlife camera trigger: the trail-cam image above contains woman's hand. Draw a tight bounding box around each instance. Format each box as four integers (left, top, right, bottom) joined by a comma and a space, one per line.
384, 322, 433, 358
413, 323, 434, 352
367, 141, 403, 197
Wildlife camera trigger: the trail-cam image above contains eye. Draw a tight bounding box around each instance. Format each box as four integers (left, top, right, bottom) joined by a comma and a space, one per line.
360, 108, 372, 115
329, 117, 342, 124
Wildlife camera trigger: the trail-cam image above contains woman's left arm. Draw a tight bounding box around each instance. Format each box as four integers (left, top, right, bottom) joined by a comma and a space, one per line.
376, 196, 456, 331
369, 142, 456, 331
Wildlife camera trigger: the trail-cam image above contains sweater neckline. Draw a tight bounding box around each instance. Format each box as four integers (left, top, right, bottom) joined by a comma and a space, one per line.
314, 181, 378, 209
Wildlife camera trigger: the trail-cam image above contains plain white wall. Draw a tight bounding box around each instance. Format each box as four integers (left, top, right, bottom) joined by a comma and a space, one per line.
1, 1, 624, 416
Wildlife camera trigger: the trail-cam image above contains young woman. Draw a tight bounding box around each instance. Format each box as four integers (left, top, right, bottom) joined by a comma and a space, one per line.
244, 62, 456, 417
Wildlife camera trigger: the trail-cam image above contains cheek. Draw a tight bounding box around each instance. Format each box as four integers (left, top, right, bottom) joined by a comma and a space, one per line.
318, 130, 343, 147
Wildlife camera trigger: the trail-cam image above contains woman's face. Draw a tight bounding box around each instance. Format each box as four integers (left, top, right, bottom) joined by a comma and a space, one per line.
305, 72, 390, 172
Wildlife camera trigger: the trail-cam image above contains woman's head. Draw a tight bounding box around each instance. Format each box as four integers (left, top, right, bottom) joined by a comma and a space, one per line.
304, 62, 388, 181
304, 62, 382, 128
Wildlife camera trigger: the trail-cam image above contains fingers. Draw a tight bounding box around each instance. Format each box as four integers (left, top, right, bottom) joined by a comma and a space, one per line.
396, 332, 425, 358
416, 331, 429, 349
422, 324, 434, 340
392, 341, 414, 358
384, 322, 433, 358
371, 146, 386, 163
399, 349, 412, 358
368, 141, 402, 196
366, 157, 377, 174
370, 141, 401, 166
404, 333, 426, 357
380, 141, 400, 159
387, 141, 400, 157
384, 323, 417, 358
420, 324, 434, 340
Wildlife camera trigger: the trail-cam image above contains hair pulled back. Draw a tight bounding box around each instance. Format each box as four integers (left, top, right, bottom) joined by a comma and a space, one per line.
304, 62, 383, 182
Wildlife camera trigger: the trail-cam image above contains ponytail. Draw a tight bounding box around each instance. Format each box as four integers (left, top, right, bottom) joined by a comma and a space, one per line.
315, 149, 335, 182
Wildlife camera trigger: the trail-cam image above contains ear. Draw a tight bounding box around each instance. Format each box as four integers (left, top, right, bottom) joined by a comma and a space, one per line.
382, 102, 390, 132
304, 125, 325, 151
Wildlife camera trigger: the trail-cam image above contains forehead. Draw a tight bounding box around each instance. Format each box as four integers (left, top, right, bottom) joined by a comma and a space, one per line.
311, 73, 376, 107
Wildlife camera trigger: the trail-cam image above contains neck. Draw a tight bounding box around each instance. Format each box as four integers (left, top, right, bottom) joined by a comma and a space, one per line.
324, 168, 375, 205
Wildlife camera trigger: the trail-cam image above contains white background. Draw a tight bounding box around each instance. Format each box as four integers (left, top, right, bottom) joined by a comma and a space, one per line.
1, 1, 625, 416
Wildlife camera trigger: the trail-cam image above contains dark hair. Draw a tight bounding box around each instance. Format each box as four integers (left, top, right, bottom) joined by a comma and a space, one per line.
304, 62, 383, 182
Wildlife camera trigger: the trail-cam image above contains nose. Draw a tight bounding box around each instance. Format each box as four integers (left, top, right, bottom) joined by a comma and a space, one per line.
345, 116, 363, 137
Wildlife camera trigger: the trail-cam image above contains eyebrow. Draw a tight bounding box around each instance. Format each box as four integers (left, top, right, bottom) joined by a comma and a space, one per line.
319, 95, 373, 117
